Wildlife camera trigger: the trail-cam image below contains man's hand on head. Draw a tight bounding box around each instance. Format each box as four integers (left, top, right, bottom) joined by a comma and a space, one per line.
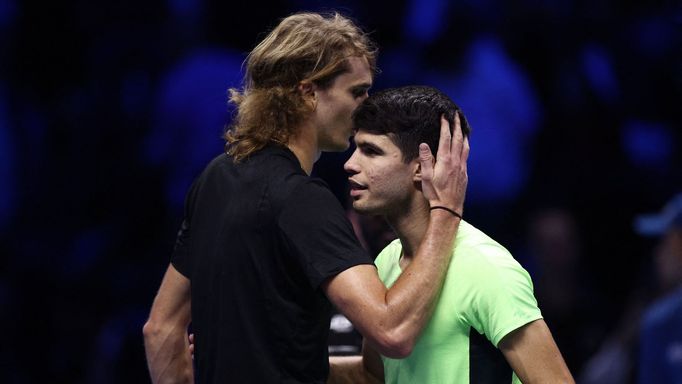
419, 113, 469, 216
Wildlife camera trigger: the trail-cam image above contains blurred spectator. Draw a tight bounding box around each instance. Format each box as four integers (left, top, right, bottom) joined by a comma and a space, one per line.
522, 207, 606, 374
581, 193, 682, 384
144, 48, 243, 213
423, 36, 542, 204
579, 290, 647, 384
636, 193, 682, 383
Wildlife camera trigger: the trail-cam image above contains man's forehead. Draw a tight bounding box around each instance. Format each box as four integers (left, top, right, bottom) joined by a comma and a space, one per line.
344, 56, 373, 84
354, 131, 393, 146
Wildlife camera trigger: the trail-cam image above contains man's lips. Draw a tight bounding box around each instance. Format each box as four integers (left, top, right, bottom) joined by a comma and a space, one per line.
348, 179, 367, 196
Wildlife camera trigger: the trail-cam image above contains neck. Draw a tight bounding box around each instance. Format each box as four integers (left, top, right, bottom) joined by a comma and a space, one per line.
385, 194, 431, 261
286, 120, 320, 175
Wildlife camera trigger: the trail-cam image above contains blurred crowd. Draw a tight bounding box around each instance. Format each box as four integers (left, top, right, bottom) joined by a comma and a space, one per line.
1, 0, 680, 382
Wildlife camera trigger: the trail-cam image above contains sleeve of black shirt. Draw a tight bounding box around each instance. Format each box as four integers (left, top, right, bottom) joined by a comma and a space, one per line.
170, 176, 202, 278
278, 179, 374, 289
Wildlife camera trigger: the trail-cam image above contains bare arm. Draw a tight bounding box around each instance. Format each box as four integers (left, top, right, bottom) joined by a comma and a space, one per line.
328, 341, 384, 384
324, 115, 469, 358
499, 319, 574, 384
143, 264, 194, 384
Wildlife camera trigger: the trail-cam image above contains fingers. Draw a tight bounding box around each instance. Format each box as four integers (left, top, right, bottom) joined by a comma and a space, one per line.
450, 112, 464, 159
419, 143, 434, 181
462, 136, 470, 162
437, 115, 452, 159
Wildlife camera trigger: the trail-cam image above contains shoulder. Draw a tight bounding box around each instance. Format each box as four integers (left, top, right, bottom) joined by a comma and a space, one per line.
451, 222, 536, 306
182, 153, 230, 204
283, 177, 339, 210
454, 221, 520, 271
240, 145, 321, 206
193, 153, 230, 181
453, 223, 542, 345
277, 177, 349, 233
249, 145, 332, 201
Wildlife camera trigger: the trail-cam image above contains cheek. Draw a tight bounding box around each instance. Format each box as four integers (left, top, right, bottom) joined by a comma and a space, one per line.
336, 97, 356, 119
315, 92, 336, 116
365, 171, 387, 196
369, 167, 410, 196
317, 98, 334, 118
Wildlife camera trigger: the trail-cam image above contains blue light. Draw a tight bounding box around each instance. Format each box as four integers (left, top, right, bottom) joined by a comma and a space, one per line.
622, 120, 673, 169
404, 0, 450, 43
0, 0, 17, 28
581, 44, 619, 104
143, 49, 245, 211
167, 0, 203, 19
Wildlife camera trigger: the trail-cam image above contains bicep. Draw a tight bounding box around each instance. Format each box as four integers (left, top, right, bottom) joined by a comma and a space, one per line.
322, 264, 388, 338
499, 319, 574, 383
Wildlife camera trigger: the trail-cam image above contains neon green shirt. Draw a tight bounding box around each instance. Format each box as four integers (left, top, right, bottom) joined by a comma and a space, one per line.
375, 221, 542, 383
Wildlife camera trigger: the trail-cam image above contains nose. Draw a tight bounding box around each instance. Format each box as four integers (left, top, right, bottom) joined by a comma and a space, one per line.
344, 149, 360, 174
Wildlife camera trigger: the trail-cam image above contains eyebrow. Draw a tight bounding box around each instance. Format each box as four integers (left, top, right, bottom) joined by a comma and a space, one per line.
357, 141, 384, 154
350, 83, 372, 92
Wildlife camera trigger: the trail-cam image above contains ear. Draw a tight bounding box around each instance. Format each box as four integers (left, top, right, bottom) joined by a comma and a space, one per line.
298, 80, 315, 95
299, 79, 318, 98
412, 159, 422, 183
298, 81, 317, 111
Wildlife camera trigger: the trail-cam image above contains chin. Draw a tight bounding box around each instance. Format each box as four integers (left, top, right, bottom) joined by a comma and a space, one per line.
328, 139, 351, 152
319, 131, 351, 152
352, 201, 381, 216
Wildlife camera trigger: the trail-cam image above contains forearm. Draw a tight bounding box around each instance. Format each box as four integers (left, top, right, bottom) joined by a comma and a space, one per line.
143, 264, 194, 384
376, 211, 459, 353
143, 322, 194, 384
328, 356, 382, 384
327, 212, 459, 358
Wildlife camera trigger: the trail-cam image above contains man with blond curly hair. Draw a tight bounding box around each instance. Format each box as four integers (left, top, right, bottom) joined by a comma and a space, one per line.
143, 12, 469, 384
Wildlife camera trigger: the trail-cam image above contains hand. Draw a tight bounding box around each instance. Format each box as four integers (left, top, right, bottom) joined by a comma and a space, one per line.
188, 333, 194, 360
419, 113, 469, 213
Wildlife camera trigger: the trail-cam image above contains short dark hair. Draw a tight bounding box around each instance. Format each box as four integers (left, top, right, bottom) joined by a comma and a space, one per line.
352, 86, 471, 162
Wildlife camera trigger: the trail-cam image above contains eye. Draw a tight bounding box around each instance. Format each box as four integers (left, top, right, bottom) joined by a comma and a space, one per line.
352, 86, 370, 98
360, 145, 381, 156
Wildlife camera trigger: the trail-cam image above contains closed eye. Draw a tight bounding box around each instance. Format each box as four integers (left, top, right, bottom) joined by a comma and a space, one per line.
351, 84, 371, 98
353, 89, 367, 98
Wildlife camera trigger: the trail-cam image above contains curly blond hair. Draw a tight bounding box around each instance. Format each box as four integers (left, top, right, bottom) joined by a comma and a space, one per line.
225, 12, 377, 161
